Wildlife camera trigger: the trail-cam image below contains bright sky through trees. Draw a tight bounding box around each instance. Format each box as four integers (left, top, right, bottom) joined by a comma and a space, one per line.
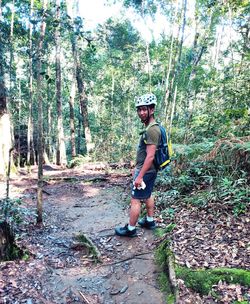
78, 0, 170, 42
79, 0, 240, 66
79, 1, 122, 29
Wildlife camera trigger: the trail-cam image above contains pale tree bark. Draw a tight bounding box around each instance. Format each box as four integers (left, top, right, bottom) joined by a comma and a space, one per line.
161, 0, 179, 123
69, 76, 76, 158
184, 7, 217, 143
0, 0, 12, 179
140, 1, 152, 92
65, 0, 76, 158
213, 25, 224, 68
67, 0, 93, 154
0, 81, 12, 179
145, 42, 152, 92
227, 3, 236, 88
17, 80, 21, 167
66, 0, 81, 155
110, 69, 115, 128
55, 0, 67, 166
165, 0, 187, 128
9, 0, 15, 92
27, 0, 35, 167
45, 65, 53, 161
77, 115, 81, 154
36, 0, 47, 224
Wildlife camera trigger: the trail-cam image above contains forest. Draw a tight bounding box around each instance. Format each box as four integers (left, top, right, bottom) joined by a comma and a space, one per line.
0, 0, 249, 303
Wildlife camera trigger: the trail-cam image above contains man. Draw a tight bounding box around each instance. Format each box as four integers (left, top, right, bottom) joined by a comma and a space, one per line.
115, 93, 161, 237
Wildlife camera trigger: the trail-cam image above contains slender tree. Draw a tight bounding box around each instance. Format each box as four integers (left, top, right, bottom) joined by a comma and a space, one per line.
55, 0, 67, 166
69, 75, 76, 158
27, 0, 35, 167
67, 0, 93, 154
36, 0, 48, 224
0, 0, 12, 178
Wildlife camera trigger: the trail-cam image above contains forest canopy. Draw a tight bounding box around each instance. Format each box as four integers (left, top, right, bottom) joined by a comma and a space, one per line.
0, 0, 249, 171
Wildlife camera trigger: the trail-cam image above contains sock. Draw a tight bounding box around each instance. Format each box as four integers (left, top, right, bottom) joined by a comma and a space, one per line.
128, 224, 136, 231
147, 216, 154, 222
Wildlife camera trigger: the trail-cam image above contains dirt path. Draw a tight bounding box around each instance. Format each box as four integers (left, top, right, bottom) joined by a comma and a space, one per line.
0, 165, 165, 304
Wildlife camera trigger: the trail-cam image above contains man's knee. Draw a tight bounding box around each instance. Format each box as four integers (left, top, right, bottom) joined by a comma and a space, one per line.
145, 195, 154, 203
130, 197, 141, 205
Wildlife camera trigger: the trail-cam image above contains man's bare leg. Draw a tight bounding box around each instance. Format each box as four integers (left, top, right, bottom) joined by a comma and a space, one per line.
129, 198, 141, 226
145, 195, 154, 217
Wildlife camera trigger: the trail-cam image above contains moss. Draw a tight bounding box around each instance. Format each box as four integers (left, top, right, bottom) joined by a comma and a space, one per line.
75, 233, 100, 263
155, 239, 176, 303
154, 224, 176, 238
155, 239, 250, 301
155, 239, 171, 268
176, 266, 250, 295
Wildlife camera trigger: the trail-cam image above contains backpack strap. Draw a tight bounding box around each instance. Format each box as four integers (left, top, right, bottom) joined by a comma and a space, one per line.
145, 122, 159, 131
143, 122, 160, 145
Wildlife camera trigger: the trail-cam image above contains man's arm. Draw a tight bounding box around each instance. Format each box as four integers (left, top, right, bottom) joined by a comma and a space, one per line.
134, 144, 156, 188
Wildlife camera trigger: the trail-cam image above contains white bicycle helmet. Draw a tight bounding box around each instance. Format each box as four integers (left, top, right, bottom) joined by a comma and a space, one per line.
135, 93, 157, 107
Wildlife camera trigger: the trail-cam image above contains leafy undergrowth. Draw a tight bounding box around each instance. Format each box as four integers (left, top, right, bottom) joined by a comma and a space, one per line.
154, 137, 250, 303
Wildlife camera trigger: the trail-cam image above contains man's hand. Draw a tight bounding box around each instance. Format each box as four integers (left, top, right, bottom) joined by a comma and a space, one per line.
134, 175, 143, 188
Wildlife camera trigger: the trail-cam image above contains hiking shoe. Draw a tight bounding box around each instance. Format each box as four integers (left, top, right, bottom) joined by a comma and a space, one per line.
115, 224, 137, 237
138, 217, 156, 229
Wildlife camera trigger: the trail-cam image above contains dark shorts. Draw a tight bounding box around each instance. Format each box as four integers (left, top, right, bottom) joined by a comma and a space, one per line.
131, 169, 157, 200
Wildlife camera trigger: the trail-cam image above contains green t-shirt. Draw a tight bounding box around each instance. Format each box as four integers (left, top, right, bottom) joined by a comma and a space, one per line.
135, 123, 161, 172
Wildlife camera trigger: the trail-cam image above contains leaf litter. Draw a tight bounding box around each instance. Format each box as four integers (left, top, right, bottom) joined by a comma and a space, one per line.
0, 164, 249, 303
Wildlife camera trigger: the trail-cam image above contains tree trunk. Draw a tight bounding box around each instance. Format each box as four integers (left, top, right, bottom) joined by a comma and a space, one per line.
27, 0, 35, 166
0, 36, 12, 178
73, 41, 92, 154
36, 0, 47, 224
162, 0, 179, 123
164, 0, 187, 129
183, 7, 217, 143
77, 115, 81, 154
9, 0, 15, 92
17, 81, 21, 167
0, 221, 15, 261
46, 83, 53, 161
55, 0, 67, 166
69, 77, 76, 158
67, 0, 93, 154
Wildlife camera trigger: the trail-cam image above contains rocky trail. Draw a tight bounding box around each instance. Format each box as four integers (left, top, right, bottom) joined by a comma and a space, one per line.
0, 165, 165, 304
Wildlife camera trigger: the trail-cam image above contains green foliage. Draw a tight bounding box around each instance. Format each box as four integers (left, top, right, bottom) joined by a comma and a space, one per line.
0, 198, 32, 226
176, 267, 250, 295
1, 0, 250, 173
67, 154, 91, 168
154, 224, 176, 238
156, 138, 249, 217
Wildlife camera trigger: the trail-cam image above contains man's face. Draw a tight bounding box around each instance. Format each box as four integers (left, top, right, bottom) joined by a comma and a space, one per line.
137, 106, 153, 123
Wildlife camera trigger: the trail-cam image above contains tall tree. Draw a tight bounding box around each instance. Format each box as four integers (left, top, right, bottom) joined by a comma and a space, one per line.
67, 0, 93, 154
0, 0, 13, 179
27, 0, 35, 166
36, 0, 48, 224
68, 75, 76, 158
55, 0, 67, 166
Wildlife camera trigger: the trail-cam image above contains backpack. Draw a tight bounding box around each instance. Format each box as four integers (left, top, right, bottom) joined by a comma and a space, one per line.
146, 122, 173, 171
